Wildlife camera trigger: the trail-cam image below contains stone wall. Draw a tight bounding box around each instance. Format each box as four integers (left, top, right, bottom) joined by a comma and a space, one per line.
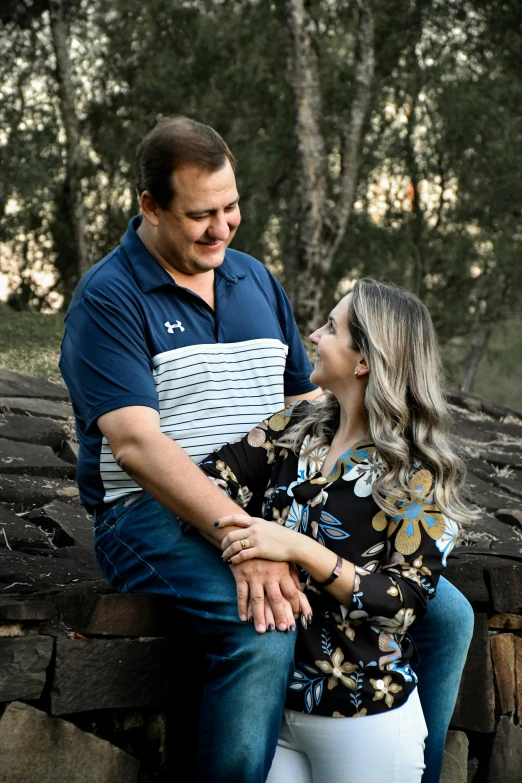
439, 390, 522, 783
0, 369, 521, 782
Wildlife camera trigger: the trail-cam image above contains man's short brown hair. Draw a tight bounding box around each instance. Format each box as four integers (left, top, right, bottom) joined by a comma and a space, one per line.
135, 116, 236, 210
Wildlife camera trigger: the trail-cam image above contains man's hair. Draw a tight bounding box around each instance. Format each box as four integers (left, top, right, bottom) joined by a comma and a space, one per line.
135, 116, 236, 209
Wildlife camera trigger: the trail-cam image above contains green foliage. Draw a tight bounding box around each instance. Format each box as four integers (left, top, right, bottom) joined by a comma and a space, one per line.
0, 0, 520, 399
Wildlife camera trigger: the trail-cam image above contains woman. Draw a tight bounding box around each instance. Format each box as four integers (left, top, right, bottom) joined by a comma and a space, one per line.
200, 278, 471, 782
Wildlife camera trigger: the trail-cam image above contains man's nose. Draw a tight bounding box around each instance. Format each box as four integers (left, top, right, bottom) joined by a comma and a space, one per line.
207, 214, 231, 241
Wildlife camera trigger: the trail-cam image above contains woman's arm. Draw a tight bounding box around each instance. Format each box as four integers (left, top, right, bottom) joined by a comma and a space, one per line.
218, 466, 455, 627
199, 402, 303, 507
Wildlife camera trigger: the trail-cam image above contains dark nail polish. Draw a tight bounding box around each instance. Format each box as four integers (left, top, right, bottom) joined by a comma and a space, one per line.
307, 614, 313, 623
268, 624, 275, 631
290, 624, 296, 632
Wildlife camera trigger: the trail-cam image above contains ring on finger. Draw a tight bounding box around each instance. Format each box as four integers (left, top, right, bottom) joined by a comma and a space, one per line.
240, 538, 249, 550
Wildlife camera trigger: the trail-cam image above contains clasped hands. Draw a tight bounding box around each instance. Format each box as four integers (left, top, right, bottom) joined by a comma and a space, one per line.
215, 514, 311, 635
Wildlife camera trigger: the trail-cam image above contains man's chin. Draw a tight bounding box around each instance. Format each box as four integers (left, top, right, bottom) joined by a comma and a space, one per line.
190, 246, 224, 269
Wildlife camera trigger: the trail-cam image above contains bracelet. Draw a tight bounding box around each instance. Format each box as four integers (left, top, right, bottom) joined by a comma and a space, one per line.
318, 555, 343, 587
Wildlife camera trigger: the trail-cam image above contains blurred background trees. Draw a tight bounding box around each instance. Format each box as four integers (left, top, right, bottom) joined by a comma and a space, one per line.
0, 0, 521, 406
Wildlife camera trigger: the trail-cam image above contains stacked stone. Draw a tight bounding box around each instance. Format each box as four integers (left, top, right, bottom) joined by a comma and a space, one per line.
441, 390, 522, 783
0, 369, 521, 782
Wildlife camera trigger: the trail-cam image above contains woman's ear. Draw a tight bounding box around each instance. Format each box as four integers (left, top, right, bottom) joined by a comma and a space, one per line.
355, 356, 369, 378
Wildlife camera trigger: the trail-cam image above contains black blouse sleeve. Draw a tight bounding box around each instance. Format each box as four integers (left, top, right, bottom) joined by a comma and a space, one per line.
350, 467, 454, 632
199, 402, 305, 509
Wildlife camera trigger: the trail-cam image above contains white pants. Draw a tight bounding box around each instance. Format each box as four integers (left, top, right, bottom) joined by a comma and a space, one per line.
267, 688, 427, 783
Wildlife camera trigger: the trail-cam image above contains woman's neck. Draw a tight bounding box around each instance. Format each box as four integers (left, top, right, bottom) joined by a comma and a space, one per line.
319, 398, 368, 477
334, 393, 368, 446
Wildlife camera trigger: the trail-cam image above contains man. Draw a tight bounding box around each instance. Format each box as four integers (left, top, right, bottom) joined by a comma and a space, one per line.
60, 116, 319, 783
61, 116, 473, 783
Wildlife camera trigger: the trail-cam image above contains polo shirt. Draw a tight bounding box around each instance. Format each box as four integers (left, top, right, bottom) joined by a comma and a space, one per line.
60, 216, 316, 512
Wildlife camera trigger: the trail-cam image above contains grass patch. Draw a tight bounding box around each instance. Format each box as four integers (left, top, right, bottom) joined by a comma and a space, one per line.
0, 304, 65, 386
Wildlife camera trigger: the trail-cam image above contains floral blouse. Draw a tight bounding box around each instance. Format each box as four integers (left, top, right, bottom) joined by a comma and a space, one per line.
200, 402, 457, 718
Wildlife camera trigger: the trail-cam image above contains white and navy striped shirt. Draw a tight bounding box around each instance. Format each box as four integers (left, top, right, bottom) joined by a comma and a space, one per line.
61, 216, 315, 511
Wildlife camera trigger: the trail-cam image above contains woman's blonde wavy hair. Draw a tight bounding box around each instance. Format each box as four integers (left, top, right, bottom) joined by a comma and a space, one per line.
280, 278, 472, 525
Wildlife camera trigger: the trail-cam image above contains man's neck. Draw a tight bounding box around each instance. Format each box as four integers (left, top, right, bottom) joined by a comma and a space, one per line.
172, 268, 216, 310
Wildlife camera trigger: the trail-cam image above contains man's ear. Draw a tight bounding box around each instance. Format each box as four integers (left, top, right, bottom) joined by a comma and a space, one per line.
139, 191, 160, 227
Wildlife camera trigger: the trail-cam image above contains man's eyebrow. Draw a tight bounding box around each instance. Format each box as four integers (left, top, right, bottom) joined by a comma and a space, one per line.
186, 196, 240, 217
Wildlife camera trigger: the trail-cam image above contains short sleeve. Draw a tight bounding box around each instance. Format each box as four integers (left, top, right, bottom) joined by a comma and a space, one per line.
350, 468, 457, 632
60, 290, 159, 431
270, 278, 317, 397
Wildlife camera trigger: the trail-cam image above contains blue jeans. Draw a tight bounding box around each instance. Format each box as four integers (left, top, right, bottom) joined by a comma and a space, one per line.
93, 492, 296, 783
410, 576, 474, 783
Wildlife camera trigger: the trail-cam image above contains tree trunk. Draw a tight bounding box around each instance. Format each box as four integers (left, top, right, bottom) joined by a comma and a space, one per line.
49, 0, 90, 280
288, 0, 375, 335
287, 0, 329, 332
461, 323, 493, 393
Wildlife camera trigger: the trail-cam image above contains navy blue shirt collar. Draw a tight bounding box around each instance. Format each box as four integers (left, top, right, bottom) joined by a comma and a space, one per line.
121, 215, 246, 294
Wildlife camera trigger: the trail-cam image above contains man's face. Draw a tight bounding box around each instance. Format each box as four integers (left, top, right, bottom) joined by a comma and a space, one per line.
153, 159, 241, 275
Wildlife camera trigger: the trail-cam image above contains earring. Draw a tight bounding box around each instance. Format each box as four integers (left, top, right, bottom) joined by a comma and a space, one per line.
354, 369, 359, 378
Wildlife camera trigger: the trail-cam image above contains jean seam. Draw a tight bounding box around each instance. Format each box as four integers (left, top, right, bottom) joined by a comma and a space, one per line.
96, 546, 130, 593
110, 525, 182, 599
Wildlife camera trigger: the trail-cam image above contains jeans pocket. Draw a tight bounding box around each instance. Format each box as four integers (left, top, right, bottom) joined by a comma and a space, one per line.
97, 491, 147, 532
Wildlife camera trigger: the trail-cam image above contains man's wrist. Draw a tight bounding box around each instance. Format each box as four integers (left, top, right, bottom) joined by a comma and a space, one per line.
213, 520, 249, 547
233, 557, 289, 574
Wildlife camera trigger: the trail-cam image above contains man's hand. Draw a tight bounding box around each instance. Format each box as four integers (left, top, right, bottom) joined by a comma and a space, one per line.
231, 558, 312, 634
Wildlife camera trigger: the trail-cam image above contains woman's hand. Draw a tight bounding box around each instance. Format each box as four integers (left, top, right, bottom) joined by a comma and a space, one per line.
215, 514, 302, 566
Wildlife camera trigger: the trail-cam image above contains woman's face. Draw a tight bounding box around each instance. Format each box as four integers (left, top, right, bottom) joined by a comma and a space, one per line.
309, 294, 364, 392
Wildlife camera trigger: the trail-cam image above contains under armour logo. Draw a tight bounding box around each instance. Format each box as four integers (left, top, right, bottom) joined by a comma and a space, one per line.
164, 320, 185, 333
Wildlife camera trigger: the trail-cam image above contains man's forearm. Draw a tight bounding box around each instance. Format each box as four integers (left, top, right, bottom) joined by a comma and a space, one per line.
113, 430, 247, 545
99, 411, 312, 631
